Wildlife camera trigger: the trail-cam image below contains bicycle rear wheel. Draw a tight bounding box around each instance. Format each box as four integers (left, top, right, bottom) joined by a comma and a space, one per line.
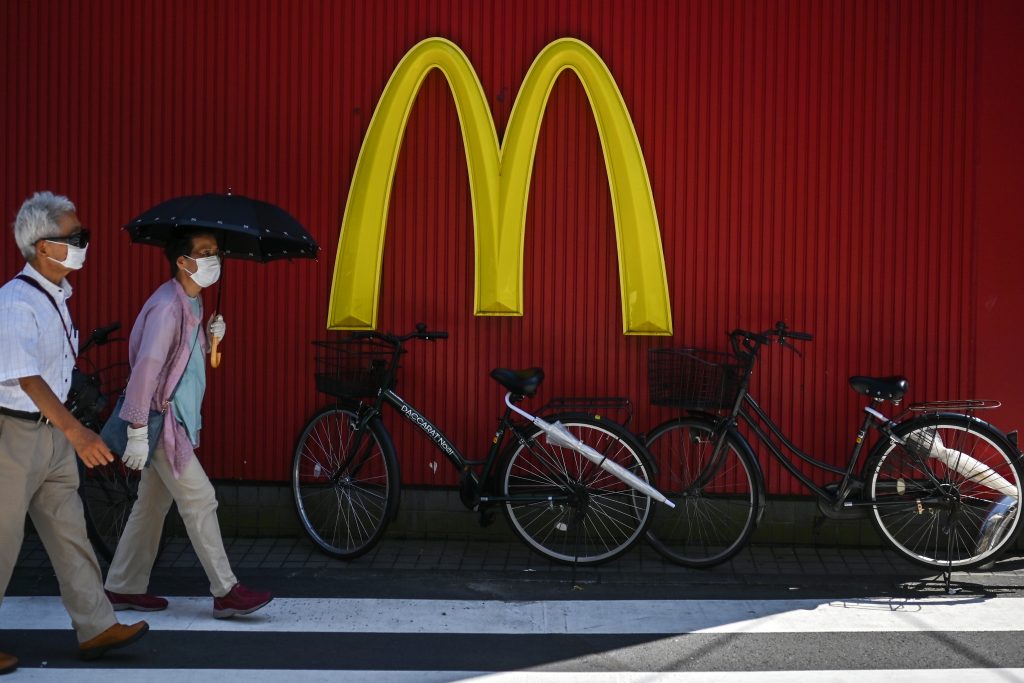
292, 405, 399, 559
77, 459, 167, 562
864, 413, 1023, 570
500, 415, 655, 565
644, 417, 762, 568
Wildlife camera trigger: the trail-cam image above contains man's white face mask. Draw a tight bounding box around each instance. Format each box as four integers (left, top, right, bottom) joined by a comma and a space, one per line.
46, 242, 88, 270
184, 254, 222, 288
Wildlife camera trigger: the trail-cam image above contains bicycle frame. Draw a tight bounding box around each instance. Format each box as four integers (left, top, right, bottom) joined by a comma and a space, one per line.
735, 393, 877, 507
325, 328, 673, 508
383, 387, 507, 483
336, 386, 587, 507
701, 336, 945, 513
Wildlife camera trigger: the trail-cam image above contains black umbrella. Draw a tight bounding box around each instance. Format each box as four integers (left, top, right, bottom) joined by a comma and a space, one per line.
125, 192, 319, 367
125, 192, 319, 261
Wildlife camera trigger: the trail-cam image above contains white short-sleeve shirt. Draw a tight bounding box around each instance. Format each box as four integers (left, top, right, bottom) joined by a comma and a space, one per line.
0, 263, 78, 411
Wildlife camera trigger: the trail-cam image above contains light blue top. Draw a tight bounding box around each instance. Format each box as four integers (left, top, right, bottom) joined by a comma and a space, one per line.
171, 296, 206, 446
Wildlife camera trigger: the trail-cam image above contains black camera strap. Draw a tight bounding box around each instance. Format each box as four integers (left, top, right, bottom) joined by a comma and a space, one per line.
15, 274, 77, 359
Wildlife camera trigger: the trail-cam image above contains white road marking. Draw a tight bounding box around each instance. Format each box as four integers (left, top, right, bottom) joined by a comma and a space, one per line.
3, 595, 1022, 634
5, 669, 1024, 683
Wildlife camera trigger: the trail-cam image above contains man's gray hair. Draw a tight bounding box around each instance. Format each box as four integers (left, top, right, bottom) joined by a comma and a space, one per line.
13, 191, 76, 260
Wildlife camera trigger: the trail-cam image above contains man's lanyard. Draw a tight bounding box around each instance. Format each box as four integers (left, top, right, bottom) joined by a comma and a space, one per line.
15, 274, 77, 359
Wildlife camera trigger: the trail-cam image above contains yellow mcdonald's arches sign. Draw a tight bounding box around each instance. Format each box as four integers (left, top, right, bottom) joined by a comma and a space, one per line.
328, 37, 673, 335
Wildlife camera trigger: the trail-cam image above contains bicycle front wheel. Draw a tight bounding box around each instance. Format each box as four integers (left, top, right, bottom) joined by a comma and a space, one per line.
864, 413, 1023, 570
78, 460, 167, 562
501, 415, 655, 565
644, 417, 762, 568
292, 405, 399, 559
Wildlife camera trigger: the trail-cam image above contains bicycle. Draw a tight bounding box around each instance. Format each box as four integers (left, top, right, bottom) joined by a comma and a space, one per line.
291, 324, 674, 565
643, 322, 1023, 571
69, 322, 167, 562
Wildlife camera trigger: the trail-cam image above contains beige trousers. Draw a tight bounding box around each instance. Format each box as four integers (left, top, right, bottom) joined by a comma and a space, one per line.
105, 445, 237, 598
0, 414, 117, 642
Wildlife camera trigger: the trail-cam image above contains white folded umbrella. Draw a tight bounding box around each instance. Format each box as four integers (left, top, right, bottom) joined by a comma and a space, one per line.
907, 430, 1018, 498
538, 418, 675, 508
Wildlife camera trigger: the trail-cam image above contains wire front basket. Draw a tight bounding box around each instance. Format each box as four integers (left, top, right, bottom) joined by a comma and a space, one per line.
648, 347, 744, 410
313, 338, 400, 399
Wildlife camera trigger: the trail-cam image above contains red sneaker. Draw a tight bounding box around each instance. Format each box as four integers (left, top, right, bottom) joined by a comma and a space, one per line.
105, 590, 168, 612
212, 583, 272, 619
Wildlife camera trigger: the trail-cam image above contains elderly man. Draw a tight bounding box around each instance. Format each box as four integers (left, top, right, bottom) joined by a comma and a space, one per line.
0, 192, 149, 672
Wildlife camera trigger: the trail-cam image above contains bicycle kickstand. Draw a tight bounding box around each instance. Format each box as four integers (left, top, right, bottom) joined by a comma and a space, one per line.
570, 509, 585, 591
942, 512, 959, 595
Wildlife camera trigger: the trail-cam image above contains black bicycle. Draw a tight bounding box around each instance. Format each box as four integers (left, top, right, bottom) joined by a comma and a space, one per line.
69, 322, 166, 562
644, 322, 1023, 571
292, 324, 673, 565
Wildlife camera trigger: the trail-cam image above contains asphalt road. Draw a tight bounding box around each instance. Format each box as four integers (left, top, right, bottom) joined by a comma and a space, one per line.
5, 552, 1024, 680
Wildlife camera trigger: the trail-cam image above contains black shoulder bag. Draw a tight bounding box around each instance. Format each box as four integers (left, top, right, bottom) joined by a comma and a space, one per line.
13, 274, 101, 423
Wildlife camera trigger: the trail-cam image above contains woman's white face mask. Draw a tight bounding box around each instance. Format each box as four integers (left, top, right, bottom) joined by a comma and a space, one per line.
46, 242, 88, 270
183, 254, 221, 288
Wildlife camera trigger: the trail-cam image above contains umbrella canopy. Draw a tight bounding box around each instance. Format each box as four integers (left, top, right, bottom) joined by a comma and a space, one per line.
125, 192, 319, 261
124, 192, 319, 369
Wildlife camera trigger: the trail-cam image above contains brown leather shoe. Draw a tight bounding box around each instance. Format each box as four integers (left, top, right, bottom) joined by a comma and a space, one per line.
0, 652, 17, 675
78, 621, 149, 661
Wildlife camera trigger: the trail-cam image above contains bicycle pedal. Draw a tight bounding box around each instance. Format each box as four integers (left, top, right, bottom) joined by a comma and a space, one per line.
823, 480, 863, 497
478, 510, 496, 528
815, 494, 868, 521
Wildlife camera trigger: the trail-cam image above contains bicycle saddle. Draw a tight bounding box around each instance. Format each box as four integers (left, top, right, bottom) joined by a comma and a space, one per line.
490, 367, 545, 397
848, 375, 908, 401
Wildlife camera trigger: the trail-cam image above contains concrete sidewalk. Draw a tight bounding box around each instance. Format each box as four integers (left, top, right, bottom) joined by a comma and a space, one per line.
15, 530, 1024, 594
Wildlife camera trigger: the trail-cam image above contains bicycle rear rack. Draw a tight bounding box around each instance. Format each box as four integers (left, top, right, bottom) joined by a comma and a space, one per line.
536, 396, 633, 428
908, 399, 1001, 412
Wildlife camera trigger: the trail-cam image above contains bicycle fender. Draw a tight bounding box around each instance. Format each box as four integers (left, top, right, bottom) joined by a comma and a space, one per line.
324, 400, 404, 522
649, 416, 767, 523
863, 411, 1022, 479
374, 418, 402, 523
721, 420, 767, 523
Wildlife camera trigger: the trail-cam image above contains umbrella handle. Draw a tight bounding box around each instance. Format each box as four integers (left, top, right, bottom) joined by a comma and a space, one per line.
208, 312, 224, 369
211, 336, 222, 368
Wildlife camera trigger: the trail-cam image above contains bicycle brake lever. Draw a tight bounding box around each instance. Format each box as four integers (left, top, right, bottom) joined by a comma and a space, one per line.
780, 338, 803, 357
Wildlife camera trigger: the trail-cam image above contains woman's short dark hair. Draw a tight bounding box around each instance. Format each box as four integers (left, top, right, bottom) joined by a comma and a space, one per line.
165, 230, 218, 278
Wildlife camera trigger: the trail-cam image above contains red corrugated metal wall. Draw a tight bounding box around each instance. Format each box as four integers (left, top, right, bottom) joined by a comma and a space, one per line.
2, 0, 1021, 492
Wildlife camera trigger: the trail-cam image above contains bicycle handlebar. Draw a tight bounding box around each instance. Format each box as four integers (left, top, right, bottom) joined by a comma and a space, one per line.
729, 322, 813, 357
78, 321, 122, 355
349, 324, 449, 347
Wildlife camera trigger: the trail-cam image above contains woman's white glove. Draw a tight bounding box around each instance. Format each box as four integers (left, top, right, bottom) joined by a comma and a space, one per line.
207, 313, 226, 341
123, 424, 149, 470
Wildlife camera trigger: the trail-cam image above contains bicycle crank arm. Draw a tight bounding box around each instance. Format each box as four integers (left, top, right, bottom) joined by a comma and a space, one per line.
859, 498, 946, 510
479, 494, 572, 505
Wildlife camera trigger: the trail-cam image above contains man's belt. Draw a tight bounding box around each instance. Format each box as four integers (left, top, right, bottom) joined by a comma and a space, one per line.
0, 406, 49, 424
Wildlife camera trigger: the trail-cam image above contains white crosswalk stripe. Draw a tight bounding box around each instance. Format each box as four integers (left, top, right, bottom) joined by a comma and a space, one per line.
5, 595, 1024, 633
7, 670, 1024, 682
4, 594, 1024, 680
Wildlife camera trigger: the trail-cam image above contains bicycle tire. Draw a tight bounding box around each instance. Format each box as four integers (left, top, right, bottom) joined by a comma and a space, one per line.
863, 412, 1024, 570
77, 459, 168, 563
500, 414, 655, 565
643, 417, 763, 568
292, 404, 400, 559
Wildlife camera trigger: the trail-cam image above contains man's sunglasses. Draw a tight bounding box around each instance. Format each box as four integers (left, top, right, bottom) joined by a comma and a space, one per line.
43, 228, 91, 249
